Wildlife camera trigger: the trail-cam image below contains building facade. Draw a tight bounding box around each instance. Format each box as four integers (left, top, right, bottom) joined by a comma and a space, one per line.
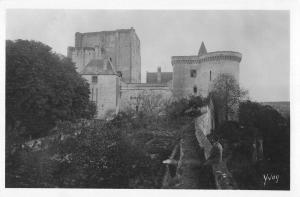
80, 58, 120, 119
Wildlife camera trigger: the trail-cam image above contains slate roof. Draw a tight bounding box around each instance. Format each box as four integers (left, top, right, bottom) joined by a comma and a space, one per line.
198, 42, 207, 56
80, 59, 116, 75
146, 72, 173, 84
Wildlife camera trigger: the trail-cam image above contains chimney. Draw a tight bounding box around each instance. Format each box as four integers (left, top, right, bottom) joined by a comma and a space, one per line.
157, 67, 162, 83
75, 32, 82, 47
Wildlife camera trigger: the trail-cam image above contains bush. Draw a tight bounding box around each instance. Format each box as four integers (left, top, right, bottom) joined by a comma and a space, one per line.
6, 118, 171, 188
239, 101, 289, 163
165, 96, 205, 119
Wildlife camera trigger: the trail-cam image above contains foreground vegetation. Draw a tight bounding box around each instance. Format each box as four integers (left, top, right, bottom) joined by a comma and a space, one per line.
6, 95, 204, 188
212, 101, 290, 190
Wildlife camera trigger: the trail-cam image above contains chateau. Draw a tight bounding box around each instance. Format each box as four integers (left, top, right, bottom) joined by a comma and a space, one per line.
67, 28, 242, 119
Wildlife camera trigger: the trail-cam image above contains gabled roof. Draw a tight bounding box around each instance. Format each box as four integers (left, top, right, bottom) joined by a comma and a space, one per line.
146, 72, 173, 84
80, 59, 116, 75
198, 42, 207, 56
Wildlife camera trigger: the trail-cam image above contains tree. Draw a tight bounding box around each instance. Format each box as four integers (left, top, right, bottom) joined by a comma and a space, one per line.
239, 100, 290, 189
239, 101, 289, 163
6, 39, 96, 139
210, 73, 248, 123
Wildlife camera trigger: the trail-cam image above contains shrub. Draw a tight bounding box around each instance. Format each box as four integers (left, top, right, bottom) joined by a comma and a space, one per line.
6, 119, 168, 188
165, 96, 205, 119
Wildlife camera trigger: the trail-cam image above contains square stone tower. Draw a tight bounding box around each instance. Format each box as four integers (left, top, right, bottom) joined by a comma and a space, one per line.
68, 27, 141, 83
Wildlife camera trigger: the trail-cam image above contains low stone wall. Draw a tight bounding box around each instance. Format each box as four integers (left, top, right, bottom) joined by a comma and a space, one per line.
194, 105, 237, 189
195, 105, 214, 158
195, 117, 213, 159
120, 82, 172, 112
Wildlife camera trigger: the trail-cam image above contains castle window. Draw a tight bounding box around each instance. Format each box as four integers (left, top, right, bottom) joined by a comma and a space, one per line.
96, 88, 98, 105
92, 76, 98, 84
210, 70, 212, 81
101, 47, 105, 54
193, 86, 197, 94
190, 69, 197, 78
91, 88, 94, 101
117, 71, 122, 78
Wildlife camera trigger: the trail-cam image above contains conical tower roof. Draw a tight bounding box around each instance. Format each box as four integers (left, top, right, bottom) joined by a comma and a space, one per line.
198, 42, 207, 56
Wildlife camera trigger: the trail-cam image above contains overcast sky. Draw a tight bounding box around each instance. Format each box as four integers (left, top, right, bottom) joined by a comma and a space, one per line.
6, 10, 289, 102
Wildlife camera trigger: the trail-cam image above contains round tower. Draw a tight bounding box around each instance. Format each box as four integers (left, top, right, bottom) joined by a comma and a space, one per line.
171, 42, 242, 98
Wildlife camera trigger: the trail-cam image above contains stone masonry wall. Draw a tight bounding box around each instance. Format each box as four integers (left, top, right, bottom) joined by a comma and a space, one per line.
81, 74, 120, 119
194, 104, 237, 189
119, 83, 172, 112
69, 28, 141, 83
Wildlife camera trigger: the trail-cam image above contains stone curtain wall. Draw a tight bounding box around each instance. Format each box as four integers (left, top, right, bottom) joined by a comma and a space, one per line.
81, 74, 119, 119
119, 83, 172, 112
194, 104, 237, 189
195, 112, 213, 159
194, 102, 216, 158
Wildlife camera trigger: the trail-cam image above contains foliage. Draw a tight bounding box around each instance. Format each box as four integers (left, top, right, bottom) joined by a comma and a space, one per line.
138, 91, 165, 115
6, 119, 170, 188
214, 100, 289, 189
215, 121, 259, 144
235, 100, 289, 189
210, 73, 248, 122
215, 121, 240, 143
239, 101, 289, 163
165, 95, 205, 119
6, 39, 96, 139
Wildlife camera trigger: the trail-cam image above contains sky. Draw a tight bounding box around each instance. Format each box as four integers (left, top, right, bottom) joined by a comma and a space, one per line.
6, 10, 290, 102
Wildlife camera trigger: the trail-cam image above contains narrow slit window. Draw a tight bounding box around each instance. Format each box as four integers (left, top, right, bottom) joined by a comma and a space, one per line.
210, 70, 212, 81
91, 88, 94, 101
193, 86, 197, 94
96, 88, 98, 105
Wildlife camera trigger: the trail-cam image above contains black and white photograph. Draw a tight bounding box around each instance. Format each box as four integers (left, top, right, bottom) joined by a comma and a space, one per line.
1, 1, 299, 195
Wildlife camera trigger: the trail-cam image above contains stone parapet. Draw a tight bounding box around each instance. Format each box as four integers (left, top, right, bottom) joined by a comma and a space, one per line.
172, 51, 242, 65
121, 83, 170, 90
75, 28, 134, 36
194, 106, 238, 189
68, 46, 95, 51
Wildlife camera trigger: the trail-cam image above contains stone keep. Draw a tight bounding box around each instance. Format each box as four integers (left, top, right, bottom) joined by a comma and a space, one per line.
171, 42, 242, 98
68, 28, 141, 83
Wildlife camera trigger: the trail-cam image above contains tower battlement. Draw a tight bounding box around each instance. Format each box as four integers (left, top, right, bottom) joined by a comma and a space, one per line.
171, 51, 242, 65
